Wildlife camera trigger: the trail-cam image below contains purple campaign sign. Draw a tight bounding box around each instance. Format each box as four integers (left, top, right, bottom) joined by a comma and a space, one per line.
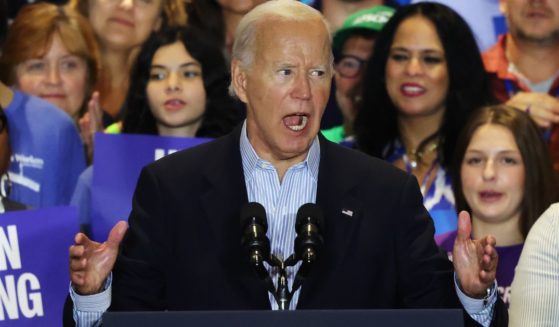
91, 133, 210, 241
0, 207, 78, 326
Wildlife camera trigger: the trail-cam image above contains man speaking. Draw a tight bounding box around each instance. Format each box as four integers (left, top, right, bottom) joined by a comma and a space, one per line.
68, 1, 506, 326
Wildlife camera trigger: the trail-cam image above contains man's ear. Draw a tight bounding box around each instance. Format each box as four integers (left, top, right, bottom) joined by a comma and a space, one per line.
499, 0, 508, 16
231, 59, 249, 104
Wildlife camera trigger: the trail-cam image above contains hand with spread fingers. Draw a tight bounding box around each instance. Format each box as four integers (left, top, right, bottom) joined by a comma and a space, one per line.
69, 221, 128, 295
452, 211, 498, 298
507, 92, 559, 128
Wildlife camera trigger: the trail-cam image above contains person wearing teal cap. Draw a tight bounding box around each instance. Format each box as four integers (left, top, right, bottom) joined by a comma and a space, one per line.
322, 5, 395, 145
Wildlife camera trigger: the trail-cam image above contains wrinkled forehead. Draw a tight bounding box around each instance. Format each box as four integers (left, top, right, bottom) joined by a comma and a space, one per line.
258, 15, 330, 40
253, 17, 332, 58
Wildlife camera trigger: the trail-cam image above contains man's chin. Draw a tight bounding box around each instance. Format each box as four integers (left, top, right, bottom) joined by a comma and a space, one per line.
515, 28, 559, 45
277, 139, 315, 160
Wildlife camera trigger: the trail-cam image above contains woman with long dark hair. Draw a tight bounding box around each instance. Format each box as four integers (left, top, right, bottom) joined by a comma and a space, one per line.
72, 26, 241, 234
115, 26, 241, 137
354, 2, 494, 236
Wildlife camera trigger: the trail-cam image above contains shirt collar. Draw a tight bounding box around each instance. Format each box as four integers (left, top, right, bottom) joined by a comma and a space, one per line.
483, 35, 505, 71
483, 34, 517, 80
483, 34, 559, 92
240, 120, 320, 181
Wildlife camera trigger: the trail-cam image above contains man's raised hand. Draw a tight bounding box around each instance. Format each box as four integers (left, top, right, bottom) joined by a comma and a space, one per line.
452, 211, 498, 298
69, 221, 128, 295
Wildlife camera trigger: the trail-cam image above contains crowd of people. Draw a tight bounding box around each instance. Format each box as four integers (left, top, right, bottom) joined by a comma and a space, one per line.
1, 0, 558, 326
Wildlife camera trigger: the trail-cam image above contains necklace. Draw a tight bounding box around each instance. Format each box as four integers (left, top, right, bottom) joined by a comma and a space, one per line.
402, 147, 439, 196
403, 142, 438, 171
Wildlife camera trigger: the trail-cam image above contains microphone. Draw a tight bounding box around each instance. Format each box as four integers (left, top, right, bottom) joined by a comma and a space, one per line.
289, 203, 324, 295
294, 203, 324, 266
240, 202, 271, 280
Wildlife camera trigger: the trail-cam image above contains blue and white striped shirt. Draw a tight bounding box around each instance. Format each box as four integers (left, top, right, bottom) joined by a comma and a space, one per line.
240, 122, 320, 310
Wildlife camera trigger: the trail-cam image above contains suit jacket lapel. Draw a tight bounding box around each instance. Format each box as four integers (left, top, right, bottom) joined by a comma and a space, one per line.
199, 128, 247, 257
298, 137, 364, 307
199, 127, 271, 309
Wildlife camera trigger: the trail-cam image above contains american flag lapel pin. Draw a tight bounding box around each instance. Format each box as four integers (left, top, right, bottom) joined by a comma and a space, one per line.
341, 208, 354, 217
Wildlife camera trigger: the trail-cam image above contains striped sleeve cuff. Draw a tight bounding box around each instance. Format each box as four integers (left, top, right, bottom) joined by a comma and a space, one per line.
454, 273, 497, 327
69, 274, 112, 326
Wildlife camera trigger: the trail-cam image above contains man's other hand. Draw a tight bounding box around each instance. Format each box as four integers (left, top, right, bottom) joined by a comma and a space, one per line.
69, 221, 128, 295
452, 211, 498, 298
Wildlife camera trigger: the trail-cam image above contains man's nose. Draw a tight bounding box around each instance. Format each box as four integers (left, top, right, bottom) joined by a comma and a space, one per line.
292, 75, 311, 100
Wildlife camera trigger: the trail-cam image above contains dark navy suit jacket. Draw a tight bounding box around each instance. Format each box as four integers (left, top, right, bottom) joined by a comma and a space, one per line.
64, 126, 506, 326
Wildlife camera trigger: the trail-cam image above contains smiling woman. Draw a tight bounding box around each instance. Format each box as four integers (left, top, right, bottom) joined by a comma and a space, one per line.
0, 2, 100, 122
354, 2, 494, 236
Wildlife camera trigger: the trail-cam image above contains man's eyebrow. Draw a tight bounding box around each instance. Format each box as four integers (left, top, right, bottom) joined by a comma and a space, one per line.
312, 64, 329, 70
273, 62, 297, 68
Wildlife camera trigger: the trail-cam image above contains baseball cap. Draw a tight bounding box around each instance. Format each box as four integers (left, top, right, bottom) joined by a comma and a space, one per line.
333, 5, 396, 51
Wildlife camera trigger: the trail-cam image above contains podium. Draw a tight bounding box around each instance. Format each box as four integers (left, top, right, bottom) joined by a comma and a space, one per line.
103, 309, 464, 327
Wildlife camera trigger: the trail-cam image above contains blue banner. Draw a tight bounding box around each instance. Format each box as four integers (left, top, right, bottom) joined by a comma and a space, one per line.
90, 133, 210, 241
0, 207, 78, 326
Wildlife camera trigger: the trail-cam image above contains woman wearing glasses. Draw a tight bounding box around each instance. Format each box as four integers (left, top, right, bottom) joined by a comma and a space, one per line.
0, 0, 85, 209
354, 3, 494, 236
321, 6, 394, 145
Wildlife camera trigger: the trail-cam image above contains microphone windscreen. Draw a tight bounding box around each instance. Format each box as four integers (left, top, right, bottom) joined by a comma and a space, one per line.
240, 202, 268, 229
295, 203, 324, 231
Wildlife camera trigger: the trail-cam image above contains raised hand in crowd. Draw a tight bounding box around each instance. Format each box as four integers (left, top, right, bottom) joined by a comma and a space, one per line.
453, 211, 498, 298
69, 221, 128, 295
506, 91, 559, 129
78, 91, 103, 162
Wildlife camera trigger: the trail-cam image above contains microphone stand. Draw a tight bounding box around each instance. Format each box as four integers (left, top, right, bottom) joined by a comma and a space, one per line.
270, 252, 313, 310
260, 253, 294, 310
276, 260, 290, 310
251, 241, 321, 310
243, 203, 323, 310
251, 252, 300, 311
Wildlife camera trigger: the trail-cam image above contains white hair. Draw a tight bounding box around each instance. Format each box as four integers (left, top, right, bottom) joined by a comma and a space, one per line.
229, 0, 333, 97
